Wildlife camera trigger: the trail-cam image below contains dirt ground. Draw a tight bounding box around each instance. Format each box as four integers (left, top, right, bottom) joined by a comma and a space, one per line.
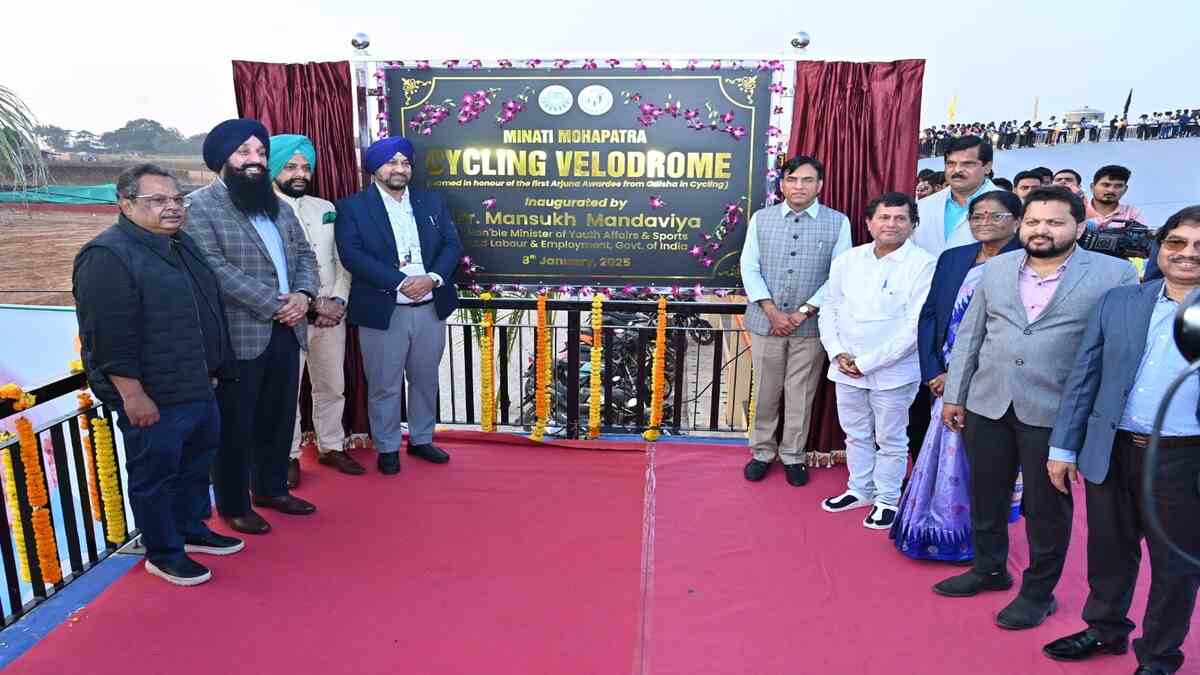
0, 206, 114, 306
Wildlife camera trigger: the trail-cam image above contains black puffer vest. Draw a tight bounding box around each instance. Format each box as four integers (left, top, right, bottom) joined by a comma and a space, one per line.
75, 217, 232, 408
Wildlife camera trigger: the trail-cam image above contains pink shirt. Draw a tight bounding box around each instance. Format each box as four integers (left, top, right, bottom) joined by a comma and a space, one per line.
1085, 199, 1144, 229
1018, 254, 1071, 322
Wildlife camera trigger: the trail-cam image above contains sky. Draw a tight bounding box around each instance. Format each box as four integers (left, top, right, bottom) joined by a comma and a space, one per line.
1, 0, 1196, 137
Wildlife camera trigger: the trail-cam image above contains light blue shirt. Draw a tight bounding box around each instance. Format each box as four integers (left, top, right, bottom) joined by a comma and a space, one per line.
248, 213, 290, 295
740, 201, 853, 307
943, 181, 992, 242
1049, 286, 1200, 463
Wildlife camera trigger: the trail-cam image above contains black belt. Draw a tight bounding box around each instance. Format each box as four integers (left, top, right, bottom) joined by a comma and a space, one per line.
1116, 430, 1200, 449
397, 299, 434, 308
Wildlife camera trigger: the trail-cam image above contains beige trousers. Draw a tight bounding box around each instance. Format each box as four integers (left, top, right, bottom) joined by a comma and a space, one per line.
290, 321, 347, 457
748, 333, 825, 465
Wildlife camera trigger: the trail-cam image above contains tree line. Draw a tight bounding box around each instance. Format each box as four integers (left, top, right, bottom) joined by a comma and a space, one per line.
36, 119, 206, 156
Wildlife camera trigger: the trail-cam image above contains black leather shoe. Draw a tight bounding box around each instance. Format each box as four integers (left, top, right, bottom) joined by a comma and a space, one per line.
997, 595, 1058, 630
1043, 629, 1128, 661
184, 531, 245, 556
222, 510, 271, 535
378, 452, 401, 475
319, 450, 366, 475
407, 443, 450, 464
932, 569, 1014, 597
287, 458, 300, 489
252, 494, 316, 515
144, 555, 211, 586
784, 463, 809, 486
744, 459, 771, 482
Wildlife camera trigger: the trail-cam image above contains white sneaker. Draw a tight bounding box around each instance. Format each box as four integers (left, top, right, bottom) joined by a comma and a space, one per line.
863, 504, 897, 530
821, 491, 872, 513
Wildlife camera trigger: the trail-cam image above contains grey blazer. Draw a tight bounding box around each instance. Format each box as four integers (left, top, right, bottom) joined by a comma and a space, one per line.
943, 247, 1139, 428
184, 180, 320, 360
1049, 280, 1200, 482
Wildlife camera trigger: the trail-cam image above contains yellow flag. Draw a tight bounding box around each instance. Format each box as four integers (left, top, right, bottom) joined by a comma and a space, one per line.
948, 95, 957, 121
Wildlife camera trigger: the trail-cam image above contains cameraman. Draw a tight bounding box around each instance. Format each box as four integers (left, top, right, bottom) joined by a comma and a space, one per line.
1086, 165, 1144, 229
1042, 205, 1200, 674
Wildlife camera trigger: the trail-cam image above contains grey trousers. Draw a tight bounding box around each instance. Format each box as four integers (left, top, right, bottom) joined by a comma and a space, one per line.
358, 303, 446, 452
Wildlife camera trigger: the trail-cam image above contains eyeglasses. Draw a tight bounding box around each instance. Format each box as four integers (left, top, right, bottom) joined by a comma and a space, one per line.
1161, 237, 1200, 253
134, 195, 190, 209
968, 212, 1013, 225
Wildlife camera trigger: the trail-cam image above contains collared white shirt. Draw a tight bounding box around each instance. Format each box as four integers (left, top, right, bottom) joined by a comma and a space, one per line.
818, 239, 936, 390
740, 200, 853, 307
377, 183, 441, 303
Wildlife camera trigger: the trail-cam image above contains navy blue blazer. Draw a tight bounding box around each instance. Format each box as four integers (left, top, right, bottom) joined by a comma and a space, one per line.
1050, 279, 1200, 482
334, 184, 463, 328
917, 237, 1023, 383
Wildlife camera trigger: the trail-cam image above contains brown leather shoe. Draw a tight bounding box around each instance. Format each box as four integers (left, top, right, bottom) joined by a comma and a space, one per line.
287, 458, 300, 489
318, 450, 366, 475
223, 510, 271, 535
252, 494, 316, 515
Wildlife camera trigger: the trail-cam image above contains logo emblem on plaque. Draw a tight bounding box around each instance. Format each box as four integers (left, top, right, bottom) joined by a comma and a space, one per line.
578, 85, 614, 116
538, 85, 574, 116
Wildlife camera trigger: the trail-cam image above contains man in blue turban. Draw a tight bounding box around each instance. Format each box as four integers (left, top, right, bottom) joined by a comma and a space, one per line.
334, 136, 463, 475
184, 118, 321, 534
268, 134, 363, 484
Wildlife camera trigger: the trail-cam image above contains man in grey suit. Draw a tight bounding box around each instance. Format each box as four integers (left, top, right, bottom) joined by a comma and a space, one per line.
185, 118, 321, 534
932, 186, 1139, 629
1042, 206, 1200, 675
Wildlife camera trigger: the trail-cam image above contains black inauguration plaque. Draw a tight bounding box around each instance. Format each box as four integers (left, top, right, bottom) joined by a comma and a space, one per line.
386, 66, 773, 288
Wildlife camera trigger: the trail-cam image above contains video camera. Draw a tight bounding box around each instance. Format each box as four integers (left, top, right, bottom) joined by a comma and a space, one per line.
1077, 219, 1154, 259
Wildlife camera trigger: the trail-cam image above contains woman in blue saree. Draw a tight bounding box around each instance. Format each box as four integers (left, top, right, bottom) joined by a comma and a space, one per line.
892, 190, 1024, 561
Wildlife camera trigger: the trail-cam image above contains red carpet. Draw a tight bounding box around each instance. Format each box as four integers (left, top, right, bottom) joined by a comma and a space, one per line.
7, 433, 1198, 674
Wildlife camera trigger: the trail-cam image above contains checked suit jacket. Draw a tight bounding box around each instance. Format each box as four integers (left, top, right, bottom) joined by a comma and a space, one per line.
184, 179, 320, 360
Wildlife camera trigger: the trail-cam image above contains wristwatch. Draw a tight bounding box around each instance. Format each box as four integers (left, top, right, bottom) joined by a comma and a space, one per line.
297, 289, 315, 304
797, 304, 816, 316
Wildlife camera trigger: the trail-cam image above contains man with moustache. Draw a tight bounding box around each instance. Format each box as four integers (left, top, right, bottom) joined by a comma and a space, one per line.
185, 118, 320, 534
268, 134, 363, 486
74, 164, 242, 586
1052, 169, 1085, 198
818, 193, 935, 529
933, 186, 1139, 630
740, 155, 853, 486
334, 137, 463, 475
1042, 206, 1200, 675
1086, 165, 1144, 229
913, 136, 997, 255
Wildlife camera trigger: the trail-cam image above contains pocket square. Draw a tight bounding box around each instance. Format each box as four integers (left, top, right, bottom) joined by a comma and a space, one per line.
322, 211, 336, 224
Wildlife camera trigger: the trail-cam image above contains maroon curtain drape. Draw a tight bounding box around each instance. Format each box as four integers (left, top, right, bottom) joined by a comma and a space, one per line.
231, 60, 370, 435
787, 59, 926, 453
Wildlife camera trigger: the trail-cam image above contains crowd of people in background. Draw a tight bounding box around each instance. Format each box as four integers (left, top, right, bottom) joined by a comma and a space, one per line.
919, 109, 1200, 157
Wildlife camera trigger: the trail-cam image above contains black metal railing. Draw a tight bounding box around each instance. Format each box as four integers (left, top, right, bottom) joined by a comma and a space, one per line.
437, 298, 751, 438
0, 373, 137, 627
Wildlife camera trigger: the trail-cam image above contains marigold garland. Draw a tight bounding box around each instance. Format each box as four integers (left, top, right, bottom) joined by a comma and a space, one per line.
75, 393, 103, 522
479, 293, 497, 432
90, 418, 127, 545
642, 297, 669, 442
2, 448, 31, 582
529, 293, 551, 441
16, 417, 62, 584
587, 295, 604, 439
0, 383, 22, 400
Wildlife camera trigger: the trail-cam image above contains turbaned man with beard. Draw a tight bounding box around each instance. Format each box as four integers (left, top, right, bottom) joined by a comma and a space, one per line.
185, 118, 321, 535
268, 134, 362, 487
